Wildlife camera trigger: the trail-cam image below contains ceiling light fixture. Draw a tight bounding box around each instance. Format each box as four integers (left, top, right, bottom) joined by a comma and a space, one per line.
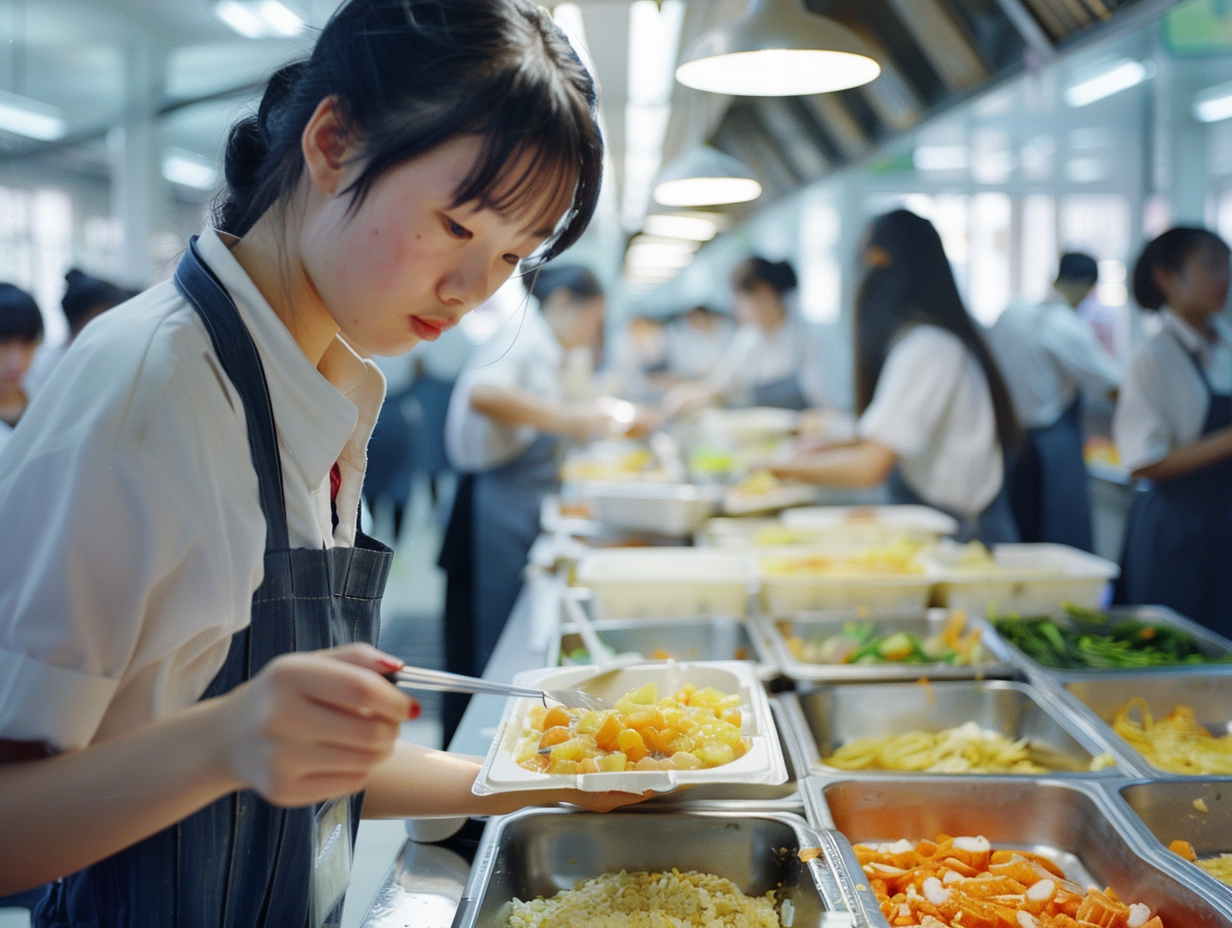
913, 145, 968, 172
675, 0, 880, 97
163, 149, 220, 190
643, 214, 719, 241
0, 91, 66, 141
1194, 80, 1232, 123
215, 0, 304, 39
1064, 58, 1151, 108
653, 146, 762, 208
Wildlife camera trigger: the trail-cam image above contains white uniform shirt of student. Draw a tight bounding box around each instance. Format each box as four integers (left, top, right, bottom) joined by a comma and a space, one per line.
445, 303, 563, 473
705, 318, 821, 405
858, 325, 1002, 518
0, 229, 385, 753
665, 315, 733, 381
987, 293, 1121, 430
1114, 309, 1232, 473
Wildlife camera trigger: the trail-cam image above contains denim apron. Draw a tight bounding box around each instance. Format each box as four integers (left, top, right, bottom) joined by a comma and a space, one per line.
1116, 342, 1232, 637
1009, 396, 1094, 551
887, 465, 1019, 546
34, 237, 393, 928
751, 374, 809, 411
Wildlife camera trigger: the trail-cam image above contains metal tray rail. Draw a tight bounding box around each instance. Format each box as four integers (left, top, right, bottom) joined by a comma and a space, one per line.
451, 807, 879, 928
756, 608, 1021, 684
1104, 777, 1232, 908
779, 679, 1127, 779
551, 609, 782, 682
1043, 668, 1232, 777
801, 775, 1232, 926
986, 605, 1232, 684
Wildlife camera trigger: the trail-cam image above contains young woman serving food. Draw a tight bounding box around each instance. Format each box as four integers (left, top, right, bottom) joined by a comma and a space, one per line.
0, 1, 640, 923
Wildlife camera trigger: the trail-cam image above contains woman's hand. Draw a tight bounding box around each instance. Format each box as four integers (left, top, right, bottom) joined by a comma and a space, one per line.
215, 643, 414, 807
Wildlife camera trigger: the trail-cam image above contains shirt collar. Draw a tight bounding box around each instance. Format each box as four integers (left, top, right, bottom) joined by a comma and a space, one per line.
195, 228, 385, 493
1161, 307, 1232, 358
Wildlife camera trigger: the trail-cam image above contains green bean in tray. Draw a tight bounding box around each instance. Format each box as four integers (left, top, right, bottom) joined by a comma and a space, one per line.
992, 606, 1232, 670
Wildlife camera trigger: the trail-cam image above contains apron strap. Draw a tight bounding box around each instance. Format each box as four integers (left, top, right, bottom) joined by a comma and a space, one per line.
174, 236, 291, 552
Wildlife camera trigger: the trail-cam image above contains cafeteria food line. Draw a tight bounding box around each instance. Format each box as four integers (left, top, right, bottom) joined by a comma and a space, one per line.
358, 415, 1232, 928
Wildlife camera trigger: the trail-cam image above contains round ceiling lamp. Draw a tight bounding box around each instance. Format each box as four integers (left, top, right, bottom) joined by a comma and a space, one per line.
676, 0, 881, 97
653, 146, 763, 208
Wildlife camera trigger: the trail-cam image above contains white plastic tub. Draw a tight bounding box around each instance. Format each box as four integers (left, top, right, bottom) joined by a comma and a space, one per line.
782, 504, 958, 540
579, 481, 722, 537
576, 548, 754, 619
756, 544, 935, 615
928, 542, 1120, 615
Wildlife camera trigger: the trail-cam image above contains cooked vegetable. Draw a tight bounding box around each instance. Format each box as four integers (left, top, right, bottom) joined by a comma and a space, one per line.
1169, 839, 1232, 888
1111, 698, 1232, 775
992, 606, 1229, 670
513, 682, 751, 775
760, 539, 926, 578
854, 835, 1167, 928
784, 611, 988, 666
824, 721, 1114, 775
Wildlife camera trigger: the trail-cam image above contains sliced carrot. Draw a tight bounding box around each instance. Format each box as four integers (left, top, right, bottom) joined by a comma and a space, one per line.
1168, 839, 1197, 862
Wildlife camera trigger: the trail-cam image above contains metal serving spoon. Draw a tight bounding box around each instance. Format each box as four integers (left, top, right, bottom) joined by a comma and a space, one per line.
386, 666, 608, 711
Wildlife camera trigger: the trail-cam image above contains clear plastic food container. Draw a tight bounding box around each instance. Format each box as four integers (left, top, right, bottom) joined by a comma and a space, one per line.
928, 541, 1119, 614
576, 548, 754, 619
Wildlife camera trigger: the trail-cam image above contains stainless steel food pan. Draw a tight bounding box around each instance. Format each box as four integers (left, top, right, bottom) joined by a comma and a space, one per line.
452, 808, 878, 928
758, 609, 1020, 683
1057, 669, 1232, 776
1113, 778, 1232, 906
993, 605, 1232, 680
554, 614, 779, 681
804, 776, 1232, 927
783, 679, 1121, 777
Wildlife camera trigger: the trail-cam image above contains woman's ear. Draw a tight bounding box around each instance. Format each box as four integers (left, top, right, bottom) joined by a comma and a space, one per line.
301, 96, 357, 196
1152, 263, 1173, 302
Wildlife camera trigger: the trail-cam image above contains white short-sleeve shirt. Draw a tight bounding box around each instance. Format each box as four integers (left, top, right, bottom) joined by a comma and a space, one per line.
1113, 310, 1232, 473
0, 229, 385, 752
858, 325, 1003, 517
987, 294, 1121, 430
445, 305, 563, 473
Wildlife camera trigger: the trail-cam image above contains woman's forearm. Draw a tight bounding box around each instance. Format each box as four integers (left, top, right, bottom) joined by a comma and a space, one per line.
1134, 426, 1232, 483
0, 699, 239, 893
469, 384, 569, 433
769, 440, 898, 488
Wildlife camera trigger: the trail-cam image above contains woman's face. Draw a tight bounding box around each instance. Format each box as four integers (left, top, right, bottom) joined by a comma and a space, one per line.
300, 134, 570, 357
545, 292, 605, 351
1157, 243, 1231, 320
732, 282, 784, 330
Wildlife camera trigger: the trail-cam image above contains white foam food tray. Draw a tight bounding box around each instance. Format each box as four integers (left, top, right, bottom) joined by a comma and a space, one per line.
928, 542, 1119, 614
472, 661, 787, 795
576, 548, 754, 619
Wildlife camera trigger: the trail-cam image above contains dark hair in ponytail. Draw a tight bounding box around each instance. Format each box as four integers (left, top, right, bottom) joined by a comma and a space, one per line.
1131, 227, 1230, 311
529, 264, 603, 305
215, 0, 603, 266
732, 256, 797, 296
855, 209, 1022, 453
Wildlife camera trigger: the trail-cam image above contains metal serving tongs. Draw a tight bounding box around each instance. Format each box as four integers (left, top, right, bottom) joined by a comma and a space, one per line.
386, 666, 608, 711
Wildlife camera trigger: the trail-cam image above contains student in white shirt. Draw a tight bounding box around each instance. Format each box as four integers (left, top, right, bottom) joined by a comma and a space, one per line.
1114, 227, 1232, 636
665, 304, 734, 381
0, 1, 640, 920
0, 284, 42, 458
439, 265, 623, 739
771, 210, 1022, 544
988, 253, 1120, 550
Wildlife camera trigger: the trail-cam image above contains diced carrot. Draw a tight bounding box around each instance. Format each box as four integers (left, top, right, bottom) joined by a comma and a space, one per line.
538, 726, 570, 749
1168, 839, 1197, 862
1015, 851, 1066, 880
594, 714, 622, 752
1074, 888, 1129, 928
542, 706, 571, 731
1138, 919, 1164, 928
615, 728, 647, 762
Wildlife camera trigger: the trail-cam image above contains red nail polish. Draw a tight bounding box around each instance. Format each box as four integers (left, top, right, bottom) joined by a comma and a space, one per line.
408, 699, 422, 720
378, 656, 403, 672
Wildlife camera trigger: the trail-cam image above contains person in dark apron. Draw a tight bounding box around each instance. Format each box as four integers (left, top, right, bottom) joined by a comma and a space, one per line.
1114, 227, 1232, 637
1010, 396, 1092, 548
439, 266, 619, 742
0, 0, 629, 912
769, 210, 1023, 547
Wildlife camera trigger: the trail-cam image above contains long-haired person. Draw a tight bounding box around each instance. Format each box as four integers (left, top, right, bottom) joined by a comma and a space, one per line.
0, 2, 641, 922
1114, 227, 1232, 635
771, 210, 1022, 544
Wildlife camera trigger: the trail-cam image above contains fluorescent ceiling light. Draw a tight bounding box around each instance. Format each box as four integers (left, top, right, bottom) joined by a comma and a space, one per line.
653, 146, 762, 208
913, 145, 968, 172
626, 238, 698, 270
1064, 59, 1151, 108
676, 0, 880, 96
1194, 80, 1232, 123
643, 214, 718, 241
163, 149, 220, 190
0, 91, 66, 141
215, 0, 304, 38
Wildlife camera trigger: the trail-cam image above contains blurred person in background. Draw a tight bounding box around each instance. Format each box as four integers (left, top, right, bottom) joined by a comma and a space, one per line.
769, 210, 1022, 545
606, 313, 670, 403
988, 252, 1120, 551
439, 265, 627, 740
665, 257, 817, 413
0, 283, 43, 456
1114, 227, 1232, 636
23, 269, 133, 398
665, 304, 733, 382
